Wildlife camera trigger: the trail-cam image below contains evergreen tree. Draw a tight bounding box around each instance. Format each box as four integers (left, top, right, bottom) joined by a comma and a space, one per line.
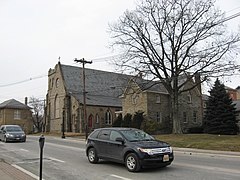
112, 114, 123, 127
122, 113, 132, 127
204, 79, 239, 135
132, 111, 144, 129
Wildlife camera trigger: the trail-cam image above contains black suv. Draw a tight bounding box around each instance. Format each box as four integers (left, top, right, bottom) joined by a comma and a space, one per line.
86, 127, 174, 172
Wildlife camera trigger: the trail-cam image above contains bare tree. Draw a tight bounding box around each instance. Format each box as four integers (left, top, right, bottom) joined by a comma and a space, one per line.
29, 97, 45, 133
109, 0, 240, 133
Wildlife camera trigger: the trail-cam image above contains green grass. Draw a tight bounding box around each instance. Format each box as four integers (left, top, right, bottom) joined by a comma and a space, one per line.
154, 134, 240, 152
33, 132, 240, 152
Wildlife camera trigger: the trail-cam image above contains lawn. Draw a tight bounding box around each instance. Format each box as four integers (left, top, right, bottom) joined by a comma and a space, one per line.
35, 132, 240, 152
154, 134, 240, 152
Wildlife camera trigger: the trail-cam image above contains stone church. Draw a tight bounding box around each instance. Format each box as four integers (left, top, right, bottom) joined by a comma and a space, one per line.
45, 62, 203, 133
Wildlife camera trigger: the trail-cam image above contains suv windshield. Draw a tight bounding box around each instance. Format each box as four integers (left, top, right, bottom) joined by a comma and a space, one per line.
120, 129, 154, 142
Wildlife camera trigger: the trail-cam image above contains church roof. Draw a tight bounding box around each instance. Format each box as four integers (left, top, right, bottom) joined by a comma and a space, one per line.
61, 64, 130, 107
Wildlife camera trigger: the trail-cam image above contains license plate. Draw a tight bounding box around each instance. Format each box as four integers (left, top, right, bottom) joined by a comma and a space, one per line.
163, 155, 169, 162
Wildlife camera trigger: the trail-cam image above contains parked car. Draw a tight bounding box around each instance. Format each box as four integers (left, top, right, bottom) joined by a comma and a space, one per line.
86, 127, 174, 172
0, 125, 26, 142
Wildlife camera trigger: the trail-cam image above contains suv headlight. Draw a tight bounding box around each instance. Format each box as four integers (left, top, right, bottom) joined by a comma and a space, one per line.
138, 148, 154, 155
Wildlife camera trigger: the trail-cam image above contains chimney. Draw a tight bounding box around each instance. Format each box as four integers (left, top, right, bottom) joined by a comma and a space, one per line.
194, 73, 202, 94
25, 97, 28, 105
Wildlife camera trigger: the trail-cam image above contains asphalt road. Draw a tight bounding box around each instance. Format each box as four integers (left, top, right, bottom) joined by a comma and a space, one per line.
0, 135, 239, 180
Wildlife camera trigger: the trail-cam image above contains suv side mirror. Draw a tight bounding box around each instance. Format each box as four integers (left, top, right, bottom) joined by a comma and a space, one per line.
115, 137, 125, 144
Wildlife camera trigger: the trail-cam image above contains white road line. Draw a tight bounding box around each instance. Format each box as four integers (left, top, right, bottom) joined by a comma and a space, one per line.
20, 148, 29, 152
49, 157, 65, 163
11, 164, 40, 180
110, 174, 132, 180
44, 141, 85, 151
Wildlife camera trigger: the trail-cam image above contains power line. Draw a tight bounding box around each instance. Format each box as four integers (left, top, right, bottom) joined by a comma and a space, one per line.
0, 74, 47, 88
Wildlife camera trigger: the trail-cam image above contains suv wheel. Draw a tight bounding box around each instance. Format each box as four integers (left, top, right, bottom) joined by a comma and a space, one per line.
125, 153, 141, 172
88, 148, 99, 164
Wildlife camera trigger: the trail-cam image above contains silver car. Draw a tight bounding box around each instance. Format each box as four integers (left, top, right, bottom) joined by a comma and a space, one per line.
0, 125, 26, 142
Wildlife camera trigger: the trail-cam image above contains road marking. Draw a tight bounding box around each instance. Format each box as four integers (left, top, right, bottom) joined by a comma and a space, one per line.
12, 164, 40, 180
110, 174, 132, 180
16, 157, 65, 164
20, 148, 29, 152
174, 162, 240, 175
44, 141, 86, 151
49, 157, 65, 163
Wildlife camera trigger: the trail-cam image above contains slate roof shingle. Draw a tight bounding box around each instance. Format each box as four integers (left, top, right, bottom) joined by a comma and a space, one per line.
0, 99, 31, 109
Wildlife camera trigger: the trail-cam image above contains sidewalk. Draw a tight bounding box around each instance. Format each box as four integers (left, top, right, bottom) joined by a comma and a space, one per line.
0, 159, 36, 180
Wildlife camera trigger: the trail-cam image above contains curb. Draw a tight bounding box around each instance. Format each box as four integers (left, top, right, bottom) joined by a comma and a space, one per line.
173, 147, 240, 157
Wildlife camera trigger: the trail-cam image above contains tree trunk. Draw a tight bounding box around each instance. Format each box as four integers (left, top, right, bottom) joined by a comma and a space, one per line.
171, 91, 182, 134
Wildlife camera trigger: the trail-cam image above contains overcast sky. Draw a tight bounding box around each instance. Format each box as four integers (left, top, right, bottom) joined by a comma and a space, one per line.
0, 0, 240, 103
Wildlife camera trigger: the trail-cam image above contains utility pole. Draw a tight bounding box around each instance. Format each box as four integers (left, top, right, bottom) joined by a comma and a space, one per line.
74, 58, 92, 140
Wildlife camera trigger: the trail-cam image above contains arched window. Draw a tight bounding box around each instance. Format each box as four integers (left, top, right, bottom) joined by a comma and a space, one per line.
95, 114, 99, 124
52, 78, 54, 88
54, 94, 60, 118
56, 78, 60, 88
105, 110, 112, 125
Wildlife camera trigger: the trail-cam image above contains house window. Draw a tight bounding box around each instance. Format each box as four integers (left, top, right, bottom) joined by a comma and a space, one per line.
156, 112, 162, 123
183, 112, 187, 123
14, 110, 21, 120
105, 110, 112, 125
187, 92, 192, 103
131, 93, 139, 104
193, 111, 197, 123
156, 95, 161, 103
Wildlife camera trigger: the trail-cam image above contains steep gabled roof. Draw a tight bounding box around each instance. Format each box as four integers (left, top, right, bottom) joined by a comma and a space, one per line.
135, 78, 169, 94
0, 99, 31, 109
60, 64, 131, 107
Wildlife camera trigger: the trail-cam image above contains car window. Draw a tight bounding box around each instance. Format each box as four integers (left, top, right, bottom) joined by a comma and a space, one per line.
120, 129, 154, 141
89, 130, 100, 138
6, 126, 22, 132
109, 131, 122, 141
98, 129, 110, 140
